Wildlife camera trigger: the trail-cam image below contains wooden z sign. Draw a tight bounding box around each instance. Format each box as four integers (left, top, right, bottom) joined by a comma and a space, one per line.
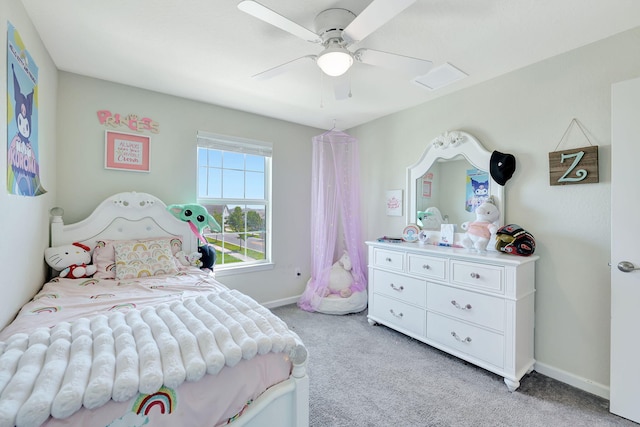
548, 146, 599, 186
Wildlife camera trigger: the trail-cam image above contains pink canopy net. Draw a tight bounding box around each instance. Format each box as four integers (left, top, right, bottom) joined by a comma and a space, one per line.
298, 130, 367, 313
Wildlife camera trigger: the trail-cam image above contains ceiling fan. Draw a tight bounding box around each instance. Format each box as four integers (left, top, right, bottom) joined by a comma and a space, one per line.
237, 0, 434, 99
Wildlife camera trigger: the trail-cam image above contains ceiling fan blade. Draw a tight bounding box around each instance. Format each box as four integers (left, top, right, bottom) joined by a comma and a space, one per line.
332, 75, 352, 100
238, 1, 321, 43
342, 0, 416, 44
355, 48, 433, 77
252, 55, 317, 80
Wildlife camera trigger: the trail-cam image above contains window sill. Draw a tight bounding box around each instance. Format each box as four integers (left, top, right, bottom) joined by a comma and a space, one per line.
213, 262, 274, 277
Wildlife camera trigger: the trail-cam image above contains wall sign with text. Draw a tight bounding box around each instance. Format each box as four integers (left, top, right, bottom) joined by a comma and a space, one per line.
105, 131, 150, 172
548, 145, 598, 186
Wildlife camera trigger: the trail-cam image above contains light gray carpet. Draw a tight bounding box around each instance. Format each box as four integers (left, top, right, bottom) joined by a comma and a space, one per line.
271, 304, 637, 427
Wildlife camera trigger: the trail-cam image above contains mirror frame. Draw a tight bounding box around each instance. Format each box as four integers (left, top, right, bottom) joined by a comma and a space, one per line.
406, 130, 504, 226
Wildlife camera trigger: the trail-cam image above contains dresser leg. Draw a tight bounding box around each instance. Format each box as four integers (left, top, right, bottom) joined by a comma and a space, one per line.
504, 378, 520, 392
367, 318, 377, 326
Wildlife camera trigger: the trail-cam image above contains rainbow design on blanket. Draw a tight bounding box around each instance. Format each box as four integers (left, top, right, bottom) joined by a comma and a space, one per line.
109, 302, 136, 311
132, 386, 177, 415
90, 293, 115, 299
31, 306, 60, 314
78, 278, 99, 286
34, 293, 59, 299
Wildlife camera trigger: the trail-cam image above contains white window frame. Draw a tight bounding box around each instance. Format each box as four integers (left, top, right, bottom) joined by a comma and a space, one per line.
197, 131, 273, 275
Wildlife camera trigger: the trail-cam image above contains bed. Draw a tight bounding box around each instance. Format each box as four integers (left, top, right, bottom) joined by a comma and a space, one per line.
0, 191, 309, 427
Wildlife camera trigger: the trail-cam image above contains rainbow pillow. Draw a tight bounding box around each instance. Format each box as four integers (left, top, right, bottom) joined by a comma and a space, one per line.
93, 237, 183, 279
114, 238, 179, 280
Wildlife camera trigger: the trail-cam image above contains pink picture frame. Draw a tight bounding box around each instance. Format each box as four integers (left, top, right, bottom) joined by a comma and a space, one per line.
105, 131, 150, 172
422, 179, 432, 197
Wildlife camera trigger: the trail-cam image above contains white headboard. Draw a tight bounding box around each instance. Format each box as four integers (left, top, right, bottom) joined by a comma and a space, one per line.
50, 192, 198, 253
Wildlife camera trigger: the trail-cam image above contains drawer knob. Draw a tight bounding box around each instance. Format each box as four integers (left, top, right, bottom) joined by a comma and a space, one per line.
389, 309, 404, 319
451, 331, 472, 343
385, 257, 393, 262
423, 264, 431, 270
389, 283, 404, 292
451, 300, 472, 310
470, 272, 480, 279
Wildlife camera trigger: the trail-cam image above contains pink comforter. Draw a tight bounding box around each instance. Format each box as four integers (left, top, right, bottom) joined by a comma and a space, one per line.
0, 269, 295, 427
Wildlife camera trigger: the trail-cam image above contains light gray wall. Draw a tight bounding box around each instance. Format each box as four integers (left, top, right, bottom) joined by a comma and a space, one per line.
0, 0, 58, 328
56, 72, 317, 305
350, 27, 640, 397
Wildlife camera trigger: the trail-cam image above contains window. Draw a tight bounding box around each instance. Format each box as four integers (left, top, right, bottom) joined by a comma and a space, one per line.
197, 131, 272, 272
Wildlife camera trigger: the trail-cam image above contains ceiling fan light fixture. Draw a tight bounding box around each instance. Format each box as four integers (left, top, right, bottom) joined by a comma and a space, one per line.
317, 45, 353, 77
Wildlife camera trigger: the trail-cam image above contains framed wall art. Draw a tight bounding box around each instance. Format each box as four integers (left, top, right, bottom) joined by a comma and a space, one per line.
105, 131, 150, 172
386, 189, 403, 216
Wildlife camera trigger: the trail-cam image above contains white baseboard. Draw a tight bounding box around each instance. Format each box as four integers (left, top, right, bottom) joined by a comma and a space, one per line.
262, 295, 300, 309
534, 361, 610, 400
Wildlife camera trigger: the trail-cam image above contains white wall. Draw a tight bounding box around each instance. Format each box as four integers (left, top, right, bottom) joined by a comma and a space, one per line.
351, 27, 640, 397
56, 72, 318, 305
0, 0, 58, 329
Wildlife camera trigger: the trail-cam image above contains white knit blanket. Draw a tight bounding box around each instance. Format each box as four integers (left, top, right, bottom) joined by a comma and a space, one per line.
0, 290, 301, 427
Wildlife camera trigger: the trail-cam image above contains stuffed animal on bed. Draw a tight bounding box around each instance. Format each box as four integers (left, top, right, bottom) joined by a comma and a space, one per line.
44, 242, 97, 278
168, 203, 220, 270
174, 250, 203, 267
167, 203, 222, 234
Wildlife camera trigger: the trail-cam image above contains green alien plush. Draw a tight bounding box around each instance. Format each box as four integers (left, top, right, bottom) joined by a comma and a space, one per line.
167, 203, 221, 269
167, 203, 221, 236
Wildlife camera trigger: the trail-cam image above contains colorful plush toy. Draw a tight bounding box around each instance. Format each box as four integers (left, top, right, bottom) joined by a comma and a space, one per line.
460, 199, 500, 252
174, 250, 203, 267
167, 203, 222, 235
44, 242, 97, 278
167, 203, 221, 270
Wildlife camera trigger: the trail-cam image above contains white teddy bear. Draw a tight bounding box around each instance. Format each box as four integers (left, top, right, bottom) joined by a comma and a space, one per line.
460, 199, 500, 252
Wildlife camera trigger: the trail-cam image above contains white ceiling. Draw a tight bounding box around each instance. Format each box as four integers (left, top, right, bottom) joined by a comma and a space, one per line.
21, 0, 640, 130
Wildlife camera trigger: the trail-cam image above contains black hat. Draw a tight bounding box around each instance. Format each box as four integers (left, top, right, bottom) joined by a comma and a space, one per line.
490, 151, 516, 186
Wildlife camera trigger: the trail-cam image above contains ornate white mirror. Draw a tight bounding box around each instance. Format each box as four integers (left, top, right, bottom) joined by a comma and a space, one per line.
407, 130, 504, 231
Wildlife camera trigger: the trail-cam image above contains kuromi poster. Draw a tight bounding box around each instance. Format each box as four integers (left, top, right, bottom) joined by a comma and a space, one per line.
6, 22, 46, 196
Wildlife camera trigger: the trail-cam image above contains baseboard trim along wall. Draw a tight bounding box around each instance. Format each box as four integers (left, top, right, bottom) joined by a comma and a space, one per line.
262, 295, 300, 309
534, 362, 609, 400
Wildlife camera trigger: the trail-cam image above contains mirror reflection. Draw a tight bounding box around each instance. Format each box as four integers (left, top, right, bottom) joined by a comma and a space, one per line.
406, 130, 504, 239
416, 156, 490, 229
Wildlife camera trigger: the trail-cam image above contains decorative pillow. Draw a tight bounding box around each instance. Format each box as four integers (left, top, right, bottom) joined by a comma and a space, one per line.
114, 238, 179, 280
93, 240, 117, 279
94, 237, 183, 279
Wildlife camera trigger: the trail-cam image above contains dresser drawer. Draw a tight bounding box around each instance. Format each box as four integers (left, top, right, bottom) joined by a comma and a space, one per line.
408, 254, 447, 280
451, 260, 503, 293
373, 294, 426, 337
372, 248, 404, 271
426, 283, 505, 332
426, 312, 504, 368
372, 269, 426, 307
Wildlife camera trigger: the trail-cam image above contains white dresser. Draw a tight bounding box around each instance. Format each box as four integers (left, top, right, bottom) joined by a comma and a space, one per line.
366, 240, 538, 391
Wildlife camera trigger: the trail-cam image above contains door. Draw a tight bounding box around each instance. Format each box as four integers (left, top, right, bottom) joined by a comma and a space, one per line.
610, 76, 640, 422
